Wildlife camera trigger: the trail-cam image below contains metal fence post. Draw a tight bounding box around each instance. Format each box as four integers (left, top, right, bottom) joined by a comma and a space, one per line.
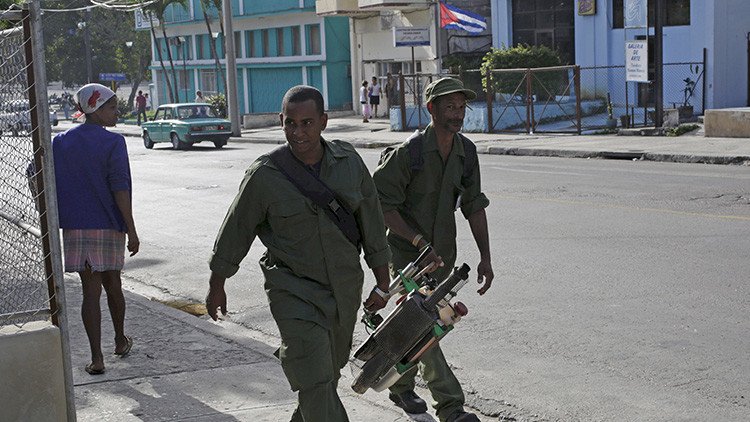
574, 65, 582, 134
526, 68, 533, 134
399, 72, 406, 131
24, 1, 77, 420
486, 71, 493, 133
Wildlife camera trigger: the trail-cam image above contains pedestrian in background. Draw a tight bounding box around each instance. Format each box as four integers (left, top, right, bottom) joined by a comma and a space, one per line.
144, 93, 151, 111
135, 90, 147, 126
373, 77, 494, 422
205, 85, 391, 422
53, 83, 139, 376
195, 90, 207, 103
359, 80, 370, 123
369, 76, 382, 118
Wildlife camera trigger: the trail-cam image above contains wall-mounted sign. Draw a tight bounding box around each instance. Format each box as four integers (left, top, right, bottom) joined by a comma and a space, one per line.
625, 41, 649, 82
624, 0, 647, 28
578, 0, 596, 16
393, 27, 430, 47
135, 9, 159, 30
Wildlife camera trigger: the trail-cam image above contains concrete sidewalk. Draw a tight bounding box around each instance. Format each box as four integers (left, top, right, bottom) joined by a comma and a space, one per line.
53, 115, 750, 165
64, 276, 495, 421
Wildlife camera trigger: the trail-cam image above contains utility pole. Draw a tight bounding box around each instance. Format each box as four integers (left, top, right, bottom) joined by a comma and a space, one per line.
221, 0, 240, 136
653, 0, 664, 127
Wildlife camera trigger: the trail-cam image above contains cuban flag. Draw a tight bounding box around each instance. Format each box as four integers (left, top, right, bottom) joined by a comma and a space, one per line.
440, 2, 487, 34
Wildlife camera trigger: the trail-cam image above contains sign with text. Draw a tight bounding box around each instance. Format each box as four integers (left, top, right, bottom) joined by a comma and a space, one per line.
624, 0, 647, 28
393, 27, 430, 47
625, 41, 648, 82
99, 73, 127, 82
135, 9, 159, 30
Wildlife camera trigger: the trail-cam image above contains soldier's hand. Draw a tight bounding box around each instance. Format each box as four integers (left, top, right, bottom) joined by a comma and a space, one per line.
363, 289, 388, 313
423, 249, 444, 273
205, 285, 227, 321
476, 259, 494, 295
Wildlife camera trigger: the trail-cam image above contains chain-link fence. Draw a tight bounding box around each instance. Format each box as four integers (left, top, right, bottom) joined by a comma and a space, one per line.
0, 7, 52, 328
394, 72, 457, 130
1, 2, 75, 418
579, 61, 705, 130
393, 60, 705, 133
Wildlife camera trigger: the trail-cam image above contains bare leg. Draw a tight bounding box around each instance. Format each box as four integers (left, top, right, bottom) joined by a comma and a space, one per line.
102, 270, 128, 353
79, 269, 104, 371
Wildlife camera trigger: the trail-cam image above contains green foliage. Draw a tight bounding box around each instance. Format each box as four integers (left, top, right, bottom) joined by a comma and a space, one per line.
41, 2, 151, 88
207, 93, 227, 117
0, 0, 23, 30
117, 97, 132, 117
666, 124, 699, 137
480, 45, 564, 99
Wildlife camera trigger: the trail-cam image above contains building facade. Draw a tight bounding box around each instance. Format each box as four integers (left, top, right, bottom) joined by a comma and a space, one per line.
490, 0, 750, 109
146, 0, 352, 113
316, 0, 491, 114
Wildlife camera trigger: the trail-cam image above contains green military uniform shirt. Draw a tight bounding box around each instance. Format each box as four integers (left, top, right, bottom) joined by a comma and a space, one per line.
373, 123, 489, 279
209, 139, 390, 329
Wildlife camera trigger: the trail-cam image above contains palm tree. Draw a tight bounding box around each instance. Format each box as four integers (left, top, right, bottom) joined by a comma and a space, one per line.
144, 0, 188, 103
198, 0, 225, 96
141, 6, 174, 103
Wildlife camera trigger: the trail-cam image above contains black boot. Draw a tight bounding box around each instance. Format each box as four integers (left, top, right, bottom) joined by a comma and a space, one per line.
389, 390, 428, 414
446, 410, 481, 422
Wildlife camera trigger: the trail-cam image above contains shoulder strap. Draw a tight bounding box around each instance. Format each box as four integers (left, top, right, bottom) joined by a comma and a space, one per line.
406, 130, 477, 182
405, 130, 424, 172
457, 133, 477, 182
268, 145, 361, 247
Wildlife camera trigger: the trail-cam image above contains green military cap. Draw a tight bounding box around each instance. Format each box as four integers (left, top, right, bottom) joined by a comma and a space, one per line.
424, 77, 477, 104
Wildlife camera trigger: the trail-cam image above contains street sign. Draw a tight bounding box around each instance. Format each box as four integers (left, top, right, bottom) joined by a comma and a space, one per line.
135, 9, 159, 30
393, 27, 430, 47
625, 41, 649, 82
624, 0, 647, 28
99, 73, 127, 82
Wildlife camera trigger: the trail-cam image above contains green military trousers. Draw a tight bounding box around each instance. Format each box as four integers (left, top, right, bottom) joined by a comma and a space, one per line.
388, 338, 465, 421
276, 317, 353, 422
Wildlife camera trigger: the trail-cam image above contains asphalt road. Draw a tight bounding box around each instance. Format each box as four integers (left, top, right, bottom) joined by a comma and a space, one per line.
120, 136, 750, 421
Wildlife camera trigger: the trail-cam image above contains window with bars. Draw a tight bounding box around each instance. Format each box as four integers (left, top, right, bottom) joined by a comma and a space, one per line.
307, 24, 321, 55
512, 0, 575, 64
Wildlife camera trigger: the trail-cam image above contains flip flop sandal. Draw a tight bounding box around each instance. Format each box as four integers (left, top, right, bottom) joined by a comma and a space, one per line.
114, 336, 133, 357
85, 364, 105, 375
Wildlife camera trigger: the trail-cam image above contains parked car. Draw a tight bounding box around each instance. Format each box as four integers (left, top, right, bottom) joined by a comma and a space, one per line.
0, 99, 58, 136
141, 103, 231, 150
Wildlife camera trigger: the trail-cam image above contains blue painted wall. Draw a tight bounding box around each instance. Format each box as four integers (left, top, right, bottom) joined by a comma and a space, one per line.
490, 0, 750, 109
248, 67, 303, 113
323, 17, 352, 111
150, 2, 353, 113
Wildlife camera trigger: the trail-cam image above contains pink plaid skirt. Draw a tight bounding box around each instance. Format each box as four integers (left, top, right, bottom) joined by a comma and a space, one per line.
62, 229, 126, 272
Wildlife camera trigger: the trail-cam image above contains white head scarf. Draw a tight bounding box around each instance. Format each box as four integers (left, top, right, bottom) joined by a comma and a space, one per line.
75, 83, 116, 115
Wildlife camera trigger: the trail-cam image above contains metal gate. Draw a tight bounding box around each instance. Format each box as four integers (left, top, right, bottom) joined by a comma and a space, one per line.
482, 65, 582, 134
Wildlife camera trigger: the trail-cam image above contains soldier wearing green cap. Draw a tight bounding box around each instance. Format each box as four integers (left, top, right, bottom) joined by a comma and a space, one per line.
373, 77, 494, 422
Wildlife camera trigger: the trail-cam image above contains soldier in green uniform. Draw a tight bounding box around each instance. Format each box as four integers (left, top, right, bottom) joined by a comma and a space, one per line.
373, 77, 494, 422
206, 85, 392, 422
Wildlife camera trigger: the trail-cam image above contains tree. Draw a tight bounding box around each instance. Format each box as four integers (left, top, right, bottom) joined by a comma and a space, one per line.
198, 0, 224, 96
144, 0, 188, 103
40, 1, 151, 94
